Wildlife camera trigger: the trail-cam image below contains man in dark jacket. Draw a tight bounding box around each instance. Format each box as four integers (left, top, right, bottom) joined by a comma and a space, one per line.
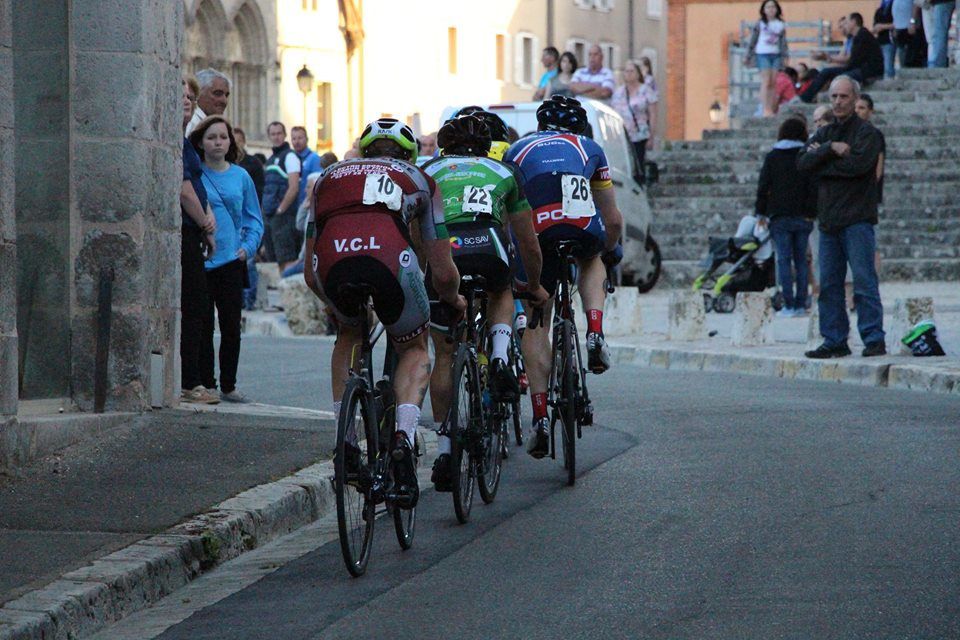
798, 75, 885, 359
799, 13, 884, 102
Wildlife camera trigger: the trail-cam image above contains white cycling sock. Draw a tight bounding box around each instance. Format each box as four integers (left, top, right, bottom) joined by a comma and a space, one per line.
490, 324, 512, 363
436, 434, 451, 455
332, 400, 342, 418
397, 404, 419, 446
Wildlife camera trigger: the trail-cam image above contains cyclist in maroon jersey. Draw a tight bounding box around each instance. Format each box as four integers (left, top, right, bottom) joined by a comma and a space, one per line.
305, 118, 465, 508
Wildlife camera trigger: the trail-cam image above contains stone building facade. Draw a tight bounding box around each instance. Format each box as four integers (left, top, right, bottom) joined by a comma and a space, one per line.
1, 0, 183, 463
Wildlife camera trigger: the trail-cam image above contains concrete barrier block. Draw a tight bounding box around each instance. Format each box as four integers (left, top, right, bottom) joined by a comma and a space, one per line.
730, 292, 775, 346
277, 277, 328, 336
668, 291, 707, 341
602, 288, 641, 336
890, 297, 935, 355
257, 263, 281, 290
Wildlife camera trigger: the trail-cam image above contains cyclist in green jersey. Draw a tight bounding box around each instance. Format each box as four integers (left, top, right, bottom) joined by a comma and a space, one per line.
421, 114, 549, 492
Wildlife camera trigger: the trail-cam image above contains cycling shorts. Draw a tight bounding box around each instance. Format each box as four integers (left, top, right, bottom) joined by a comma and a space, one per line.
426, 221, 513, 333
311, 212, 429, 343
513, 223, 605, 296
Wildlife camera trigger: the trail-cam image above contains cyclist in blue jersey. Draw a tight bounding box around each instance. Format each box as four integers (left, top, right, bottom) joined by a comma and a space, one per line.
504, 96, 623, 458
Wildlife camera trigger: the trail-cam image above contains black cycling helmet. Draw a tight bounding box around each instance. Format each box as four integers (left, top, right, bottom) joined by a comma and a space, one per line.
536, 96, 588, 134
450, 106, 509, 142
437, 114, 492, 157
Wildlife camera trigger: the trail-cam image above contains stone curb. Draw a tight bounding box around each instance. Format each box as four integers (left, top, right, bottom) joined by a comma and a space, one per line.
0, 460, 337, 640
608, 342, 960, 395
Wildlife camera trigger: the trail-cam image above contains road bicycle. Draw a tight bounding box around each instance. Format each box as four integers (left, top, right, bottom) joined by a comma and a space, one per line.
443, 275, 515, 523
538, 241, 615, 486
333, 283, 421, 577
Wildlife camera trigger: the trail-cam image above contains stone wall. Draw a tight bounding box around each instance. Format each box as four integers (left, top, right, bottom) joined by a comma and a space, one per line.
68, 0, 183, 410
0, 0, 16, 422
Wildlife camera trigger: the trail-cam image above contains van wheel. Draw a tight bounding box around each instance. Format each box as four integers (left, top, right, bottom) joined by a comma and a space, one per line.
635, 237, 662, 294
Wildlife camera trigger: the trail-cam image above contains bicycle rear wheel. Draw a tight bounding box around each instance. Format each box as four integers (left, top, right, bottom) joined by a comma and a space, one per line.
478, 402, 503, 504
335, 377, 376, 577
511, 335, 525, 446
449, 346, 478, 524
559, 320, 577, 486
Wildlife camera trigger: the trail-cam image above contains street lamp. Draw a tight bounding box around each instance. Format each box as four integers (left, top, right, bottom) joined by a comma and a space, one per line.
296, 64, 314, 126
708, 100, 723, 126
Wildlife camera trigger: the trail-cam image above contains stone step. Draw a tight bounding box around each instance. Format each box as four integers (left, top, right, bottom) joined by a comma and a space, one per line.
654, 214, 960, 236
649, 189, 960, 206
660, 257, 960, 286
657, 157, 958, 177
657, 229, 960, 254
658, 167, 960, 186
706, 120, 959, 137
656, 145, 960, 163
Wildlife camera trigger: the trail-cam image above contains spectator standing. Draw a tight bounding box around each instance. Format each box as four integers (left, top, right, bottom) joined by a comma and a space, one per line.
417, 132, 437, 165
640, 56, 657, 92
291, 126, 322, 209
533, 47, 560, 100
873, 0, 897, 77
756, 118, 815, 316
927, 0, 955, 67
800, 14, 884, 102
233, 127, 264, 203
746, 0, 790, 117
569, 45, 615, 100
546, 51, 578, 98
262, 121, 302, 271
799, 76, 885, 359
611, 59, 658, 181
233, 126, 265, 311
189, 116, 264, 401
180, 77, 219, 405
185, 68, 230, 136
894, 0, 924, 68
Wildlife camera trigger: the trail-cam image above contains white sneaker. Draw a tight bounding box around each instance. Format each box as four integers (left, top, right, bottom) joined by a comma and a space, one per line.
775, 309, 794, 319
220, 389, 249, 403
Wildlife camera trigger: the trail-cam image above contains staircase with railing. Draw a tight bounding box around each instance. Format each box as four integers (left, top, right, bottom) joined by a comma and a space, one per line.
650, 67, 960, 287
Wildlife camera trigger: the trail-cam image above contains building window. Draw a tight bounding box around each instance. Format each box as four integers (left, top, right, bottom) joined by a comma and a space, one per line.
448, 27, 458, 74
566, 38, 589, 67
600, 42, 619, 71
316, 82, 332, 151
595, 0, 615, 10
514, 32, 539, 87
495, 34, 506, 81
647, 0, 662, 18
573, 0, 592, 8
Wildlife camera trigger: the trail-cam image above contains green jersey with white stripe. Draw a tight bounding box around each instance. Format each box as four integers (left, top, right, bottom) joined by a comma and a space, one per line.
420, 155, 531, 227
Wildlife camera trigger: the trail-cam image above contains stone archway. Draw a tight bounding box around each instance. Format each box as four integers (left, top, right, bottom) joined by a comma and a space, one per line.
230, 1, 269, 138
183, 0, 269, 142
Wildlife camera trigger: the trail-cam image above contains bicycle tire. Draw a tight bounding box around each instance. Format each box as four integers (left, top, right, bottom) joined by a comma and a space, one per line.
449, 346, 478, 523
392, 429, 419, 550
334, 377, 376, 577
477, 400, 503, 504
560, 319, 577, 486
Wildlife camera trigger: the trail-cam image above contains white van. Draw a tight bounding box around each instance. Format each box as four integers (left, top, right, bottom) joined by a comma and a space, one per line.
438, 100, 661, 292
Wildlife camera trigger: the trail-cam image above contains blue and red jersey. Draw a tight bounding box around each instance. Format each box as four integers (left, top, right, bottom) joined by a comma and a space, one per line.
504, 131, 613, 234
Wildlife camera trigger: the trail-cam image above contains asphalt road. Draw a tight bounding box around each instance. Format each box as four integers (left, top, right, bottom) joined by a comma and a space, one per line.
111, 336, 960, 639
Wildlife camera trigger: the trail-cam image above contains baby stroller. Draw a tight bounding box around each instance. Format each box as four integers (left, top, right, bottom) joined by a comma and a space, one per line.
692, 215, 784, 313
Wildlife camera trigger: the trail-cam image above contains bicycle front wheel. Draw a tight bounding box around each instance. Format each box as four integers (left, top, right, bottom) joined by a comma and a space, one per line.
335, 377, 377, 577
449, 346, 479, 523
559, 320, 577, 486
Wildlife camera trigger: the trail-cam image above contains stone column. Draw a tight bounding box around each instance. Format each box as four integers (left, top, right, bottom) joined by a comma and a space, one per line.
730, 292, 775, 346
68, 0, 183, 410
0, 0, 17, 421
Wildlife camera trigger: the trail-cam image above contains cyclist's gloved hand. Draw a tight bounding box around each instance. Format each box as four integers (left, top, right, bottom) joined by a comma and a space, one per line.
527, 284, 550, 308
601, 244, 623, 267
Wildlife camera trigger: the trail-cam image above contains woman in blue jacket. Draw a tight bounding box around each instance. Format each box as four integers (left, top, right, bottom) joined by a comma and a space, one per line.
189, 116, 264, 402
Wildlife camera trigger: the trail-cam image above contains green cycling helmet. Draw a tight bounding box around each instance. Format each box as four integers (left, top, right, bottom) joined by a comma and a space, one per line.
359, 117, 419, 162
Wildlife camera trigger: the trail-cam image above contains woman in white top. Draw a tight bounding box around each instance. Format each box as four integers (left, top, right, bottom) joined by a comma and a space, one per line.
611, 60, 658, 184
746, 0, 789, 117
640, 56, 657, 93
546, 51, 577, 99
